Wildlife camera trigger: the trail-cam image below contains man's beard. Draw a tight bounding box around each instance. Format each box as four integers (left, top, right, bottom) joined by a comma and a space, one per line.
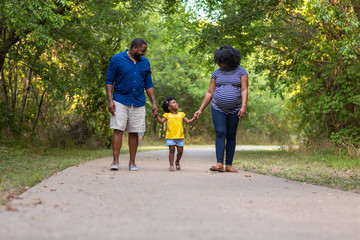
134, 52, 142, 61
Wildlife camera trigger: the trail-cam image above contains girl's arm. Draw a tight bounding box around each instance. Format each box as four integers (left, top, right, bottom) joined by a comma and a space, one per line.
193, 77, 216, 119
156, 115, 167, 124
183, 116, 195, 124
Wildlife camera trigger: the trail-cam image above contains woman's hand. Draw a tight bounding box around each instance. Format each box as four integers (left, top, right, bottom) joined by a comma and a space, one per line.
238, 107, 246, 119
193, 110, 202, 119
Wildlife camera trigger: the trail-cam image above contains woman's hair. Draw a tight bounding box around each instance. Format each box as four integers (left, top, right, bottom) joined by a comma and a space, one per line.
162, 96, 176, 113
213, 44, 241, 69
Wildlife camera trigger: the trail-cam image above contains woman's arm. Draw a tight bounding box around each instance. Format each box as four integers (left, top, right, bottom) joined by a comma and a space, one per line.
193, 77, 216, 119
238, 75, 248, 118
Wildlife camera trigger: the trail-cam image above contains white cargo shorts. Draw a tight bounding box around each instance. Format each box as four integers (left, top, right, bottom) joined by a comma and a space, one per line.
110, 101, 146, 133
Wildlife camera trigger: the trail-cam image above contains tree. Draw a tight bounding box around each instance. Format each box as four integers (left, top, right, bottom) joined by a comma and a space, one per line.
196, 0, 360, 145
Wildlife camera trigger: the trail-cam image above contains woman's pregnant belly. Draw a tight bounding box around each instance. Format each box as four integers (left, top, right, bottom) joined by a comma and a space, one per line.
213, 85, 241, 110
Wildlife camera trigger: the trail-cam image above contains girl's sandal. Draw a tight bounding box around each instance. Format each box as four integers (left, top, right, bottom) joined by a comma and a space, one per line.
175, 163, 181, 170
169, 166, 175, 171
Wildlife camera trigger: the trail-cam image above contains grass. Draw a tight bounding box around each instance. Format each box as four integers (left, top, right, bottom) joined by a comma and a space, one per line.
0, 146, 117, 204
0, 141, 171, 205
233, 149, 360, 193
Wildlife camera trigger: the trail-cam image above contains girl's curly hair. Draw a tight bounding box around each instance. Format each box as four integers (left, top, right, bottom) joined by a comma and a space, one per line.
162, 96, 176, 113
213, 44, 241, 69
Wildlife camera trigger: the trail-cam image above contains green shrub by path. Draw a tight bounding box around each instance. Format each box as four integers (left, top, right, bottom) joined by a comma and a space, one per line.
234, 150, 360, 193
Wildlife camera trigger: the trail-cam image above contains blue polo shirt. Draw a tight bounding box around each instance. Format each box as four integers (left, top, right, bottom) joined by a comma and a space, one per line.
105, 50, 154, 107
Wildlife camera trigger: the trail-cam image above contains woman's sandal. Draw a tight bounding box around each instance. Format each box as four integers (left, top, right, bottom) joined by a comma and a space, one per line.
175, 163, 181, 171
225, 165, 238, 173
169, 166, 175, 171
209, 163, 224, 172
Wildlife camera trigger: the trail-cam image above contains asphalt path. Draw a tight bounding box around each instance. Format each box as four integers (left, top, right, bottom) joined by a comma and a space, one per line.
1, 147, 360, 240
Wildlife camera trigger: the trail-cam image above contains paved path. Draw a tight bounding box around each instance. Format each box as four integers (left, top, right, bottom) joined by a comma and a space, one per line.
1, 148, 360, 240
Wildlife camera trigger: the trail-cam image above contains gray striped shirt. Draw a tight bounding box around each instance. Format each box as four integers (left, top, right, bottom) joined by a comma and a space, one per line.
211, 66, 248, 114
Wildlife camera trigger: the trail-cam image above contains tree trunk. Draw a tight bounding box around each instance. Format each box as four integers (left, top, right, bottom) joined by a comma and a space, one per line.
0, 29, 22, 75
11, 64, 18, 113
32, 89, 47, 135
19, 67, 33, 126
19, 48, 42, 128
0, 68, 8, 104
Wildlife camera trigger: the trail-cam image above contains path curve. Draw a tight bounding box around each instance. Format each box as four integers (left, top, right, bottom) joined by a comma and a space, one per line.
1, 148, 360, 240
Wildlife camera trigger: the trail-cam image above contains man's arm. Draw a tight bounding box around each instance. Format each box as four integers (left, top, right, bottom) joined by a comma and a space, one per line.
106, 84, 115, 115
145, 87, 158, 117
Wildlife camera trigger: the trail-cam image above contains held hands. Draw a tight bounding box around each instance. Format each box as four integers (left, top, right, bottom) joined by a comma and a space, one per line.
193, 110, 201, 119
152, 104, 159, 117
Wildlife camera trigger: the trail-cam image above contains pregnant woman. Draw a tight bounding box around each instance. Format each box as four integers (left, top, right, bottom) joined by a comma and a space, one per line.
194, 45, 249, 173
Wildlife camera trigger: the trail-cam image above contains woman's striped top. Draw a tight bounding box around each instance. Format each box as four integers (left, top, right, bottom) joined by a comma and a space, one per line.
211, 66, 248, 114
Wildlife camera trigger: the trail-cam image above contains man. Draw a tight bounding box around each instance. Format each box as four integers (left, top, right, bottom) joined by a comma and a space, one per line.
106, 38, 158, 171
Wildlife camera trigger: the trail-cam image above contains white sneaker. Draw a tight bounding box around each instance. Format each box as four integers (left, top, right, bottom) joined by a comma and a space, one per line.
110, 163, 119, 170
129, 164, 139, 171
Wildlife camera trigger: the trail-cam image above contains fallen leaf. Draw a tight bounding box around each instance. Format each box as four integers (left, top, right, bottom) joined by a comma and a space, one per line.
33, 200, 42, 205
6, 205, 19, 212
8, 195, 22, 200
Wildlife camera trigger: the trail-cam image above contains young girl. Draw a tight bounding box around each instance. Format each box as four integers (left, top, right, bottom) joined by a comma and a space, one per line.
155, 97, 195, 171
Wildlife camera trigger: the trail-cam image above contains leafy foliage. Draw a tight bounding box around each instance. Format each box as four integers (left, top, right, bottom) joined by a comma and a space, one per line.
0, 0, 302, 147
198, 0, 360, 146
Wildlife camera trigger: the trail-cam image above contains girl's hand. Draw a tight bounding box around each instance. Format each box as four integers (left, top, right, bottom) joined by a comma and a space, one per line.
238, 107, 246, 119
152, 104, 159, 117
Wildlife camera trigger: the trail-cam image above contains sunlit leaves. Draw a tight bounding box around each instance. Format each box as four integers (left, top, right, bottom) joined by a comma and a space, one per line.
196, 0, 360, 145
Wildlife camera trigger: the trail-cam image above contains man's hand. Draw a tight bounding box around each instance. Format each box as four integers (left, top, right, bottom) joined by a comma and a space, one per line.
108, 101, 116, 115
152, 104, 159, 117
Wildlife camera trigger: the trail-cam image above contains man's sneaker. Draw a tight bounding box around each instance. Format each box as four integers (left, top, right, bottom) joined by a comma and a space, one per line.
129, 164, 139, 171
110, 163, 119, 171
